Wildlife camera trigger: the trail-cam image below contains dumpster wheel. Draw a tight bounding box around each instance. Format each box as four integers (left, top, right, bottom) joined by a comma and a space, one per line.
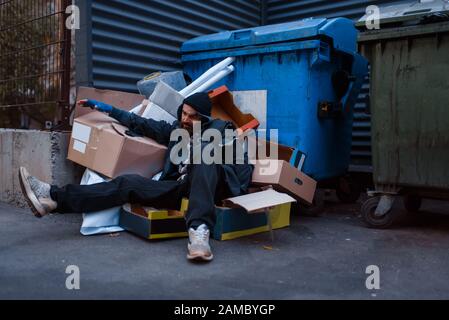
336, 176, 362, 204
361, 196, 397, 229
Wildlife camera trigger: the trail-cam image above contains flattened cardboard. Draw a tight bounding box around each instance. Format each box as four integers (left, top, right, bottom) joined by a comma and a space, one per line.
222, 189, 296, 213
252, 160, 317, 205
209, 86, 260, 132
75, 87, 145, 119
68, 112, 167, 178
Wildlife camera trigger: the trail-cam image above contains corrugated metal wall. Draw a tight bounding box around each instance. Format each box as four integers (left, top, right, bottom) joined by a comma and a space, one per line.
91, 0, 261, 92
265, 0, 410, 172
87, 0, 412, 173
265, 0, 410, 24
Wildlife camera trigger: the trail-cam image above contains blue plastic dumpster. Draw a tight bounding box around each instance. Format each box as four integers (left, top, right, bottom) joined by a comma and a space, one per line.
181, 18, 368, 186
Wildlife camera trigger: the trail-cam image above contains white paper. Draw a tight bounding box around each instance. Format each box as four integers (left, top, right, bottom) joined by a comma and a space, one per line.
225, 189, 296, 213
73, 140, 87, 154
232, 90, 267, 129
80, 169, 124, 236
72, 122, 92, 143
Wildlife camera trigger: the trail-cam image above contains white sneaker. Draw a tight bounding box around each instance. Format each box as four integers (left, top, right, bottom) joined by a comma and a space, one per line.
18, 167, 57, 218
187, 224, 213, 262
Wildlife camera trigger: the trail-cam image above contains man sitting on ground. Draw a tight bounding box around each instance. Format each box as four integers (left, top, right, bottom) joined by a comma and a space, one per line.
18, 92, 253, 262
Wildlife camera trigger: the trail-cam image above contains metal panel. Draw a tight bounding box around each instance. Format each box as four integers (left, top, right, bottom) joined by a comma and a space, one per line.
350, 72, 372, 172
265, 0, 411, 24
264, 0, 411, 173
360, 23, 449, 191
91, 0, 261, 92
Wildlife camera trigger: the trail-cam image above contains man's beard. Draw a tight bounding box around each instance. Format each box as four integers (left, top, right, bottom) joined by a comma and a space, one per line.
182, 123, 193, 135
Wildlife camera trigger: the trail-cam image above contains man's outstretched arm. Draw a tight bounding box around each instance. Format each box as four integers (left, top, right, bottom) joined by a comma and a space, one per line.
78, 99, 173, 146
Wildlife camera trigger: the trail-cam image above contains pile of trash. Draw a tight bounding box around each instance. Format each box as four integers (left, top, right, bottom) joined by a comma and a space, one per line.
67, 58, 317, 240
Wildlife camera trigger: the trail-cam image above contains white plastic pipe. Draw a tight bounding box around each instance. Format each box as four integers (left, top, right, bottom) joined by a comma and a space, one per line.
189, 65, 235, 95
179, 57, 235, 97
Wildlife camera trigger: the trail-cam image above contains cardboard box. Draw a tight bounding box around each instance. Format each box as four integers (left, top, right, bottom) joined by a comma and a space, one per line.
68, 112, 167, 178
119, 200, 189, 240
248, 136, 294, 163
119, 189, 295, 241
252, 160, 317, 205
214, 202, 291, 241
74, 87, 145, 119
246, 137, 316, 204
209, 86, 260, 133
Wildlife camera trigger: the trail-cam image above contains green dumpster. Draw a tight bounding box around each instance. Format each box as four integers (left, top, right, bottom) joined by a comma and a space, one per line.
357, 1, 449, 228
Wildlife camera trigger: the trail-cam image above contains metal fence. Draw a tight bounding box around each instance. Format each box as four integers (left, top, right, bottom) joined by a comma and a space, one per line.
0, 0, 71, 130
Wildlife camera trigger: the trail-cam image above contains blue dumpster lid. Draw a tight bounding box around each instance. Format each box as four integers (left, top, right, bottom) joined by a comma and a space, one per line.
182, 18, 357, 54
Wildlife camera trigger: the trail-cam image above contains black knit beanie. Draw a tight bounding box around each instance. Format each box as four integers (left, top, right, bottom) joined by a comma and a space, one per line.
182, 92, 212, 118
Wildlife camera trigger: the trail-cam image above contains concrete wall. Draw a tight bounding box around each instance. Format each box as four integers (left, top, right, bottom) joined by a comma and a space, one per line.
0, 129, 84, 208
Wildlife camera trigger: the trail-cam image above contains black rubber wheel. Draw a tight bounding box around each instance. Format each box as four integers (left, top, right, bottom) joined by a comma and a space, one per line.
403, 195, 422, 213
336, 176, 362, 204
361, 196, 397, 229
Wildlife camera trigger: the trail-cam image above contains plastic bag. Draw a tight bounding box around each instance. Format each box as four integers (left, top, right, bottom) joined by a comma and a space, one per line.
79, 169, 124, 236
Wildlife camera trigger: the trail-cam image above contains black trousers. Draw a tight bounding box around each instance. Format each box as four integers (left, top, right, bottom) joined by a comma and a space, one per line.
50, 163, 230, 230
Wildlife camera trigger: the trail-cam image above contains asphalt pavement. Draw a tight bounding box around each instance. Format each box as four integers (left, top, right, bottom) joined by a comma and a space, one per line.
1, 196, 449, 299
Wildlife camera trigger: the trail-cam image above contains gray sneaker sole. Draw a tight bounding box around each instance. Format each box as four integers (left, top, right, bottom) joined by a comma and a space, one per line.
18, 167, 45, 218
187, 244, 214, 262
186, 253, 214, 262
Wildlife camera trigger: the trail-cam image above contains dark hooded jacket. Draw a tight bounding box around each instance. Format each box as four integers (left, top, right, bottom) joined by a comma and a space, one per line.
109, 105, 253, 197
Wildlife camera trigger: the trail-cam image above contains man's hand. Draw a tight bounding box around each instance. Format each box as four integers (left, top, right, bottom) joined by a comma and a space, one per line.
78, 99, 113, 113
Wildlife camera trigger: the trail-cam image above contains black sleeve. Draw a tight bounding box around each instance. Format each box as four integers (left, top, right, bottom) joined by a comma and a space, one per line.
109, 107, 174, 146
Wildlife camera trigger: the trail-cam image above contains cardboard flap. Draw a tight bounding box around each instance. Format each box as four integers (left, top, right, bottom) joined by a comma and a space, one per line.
223, 189, 296, 213
247, 137, 294, 162
74, 111, 115, 128
209, 86, 260, 131
136, 100, 150, 116
127, 204, 147, 217
110, 122, 128, 137
75, 87, 145, 118
110, 122, 168, 150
